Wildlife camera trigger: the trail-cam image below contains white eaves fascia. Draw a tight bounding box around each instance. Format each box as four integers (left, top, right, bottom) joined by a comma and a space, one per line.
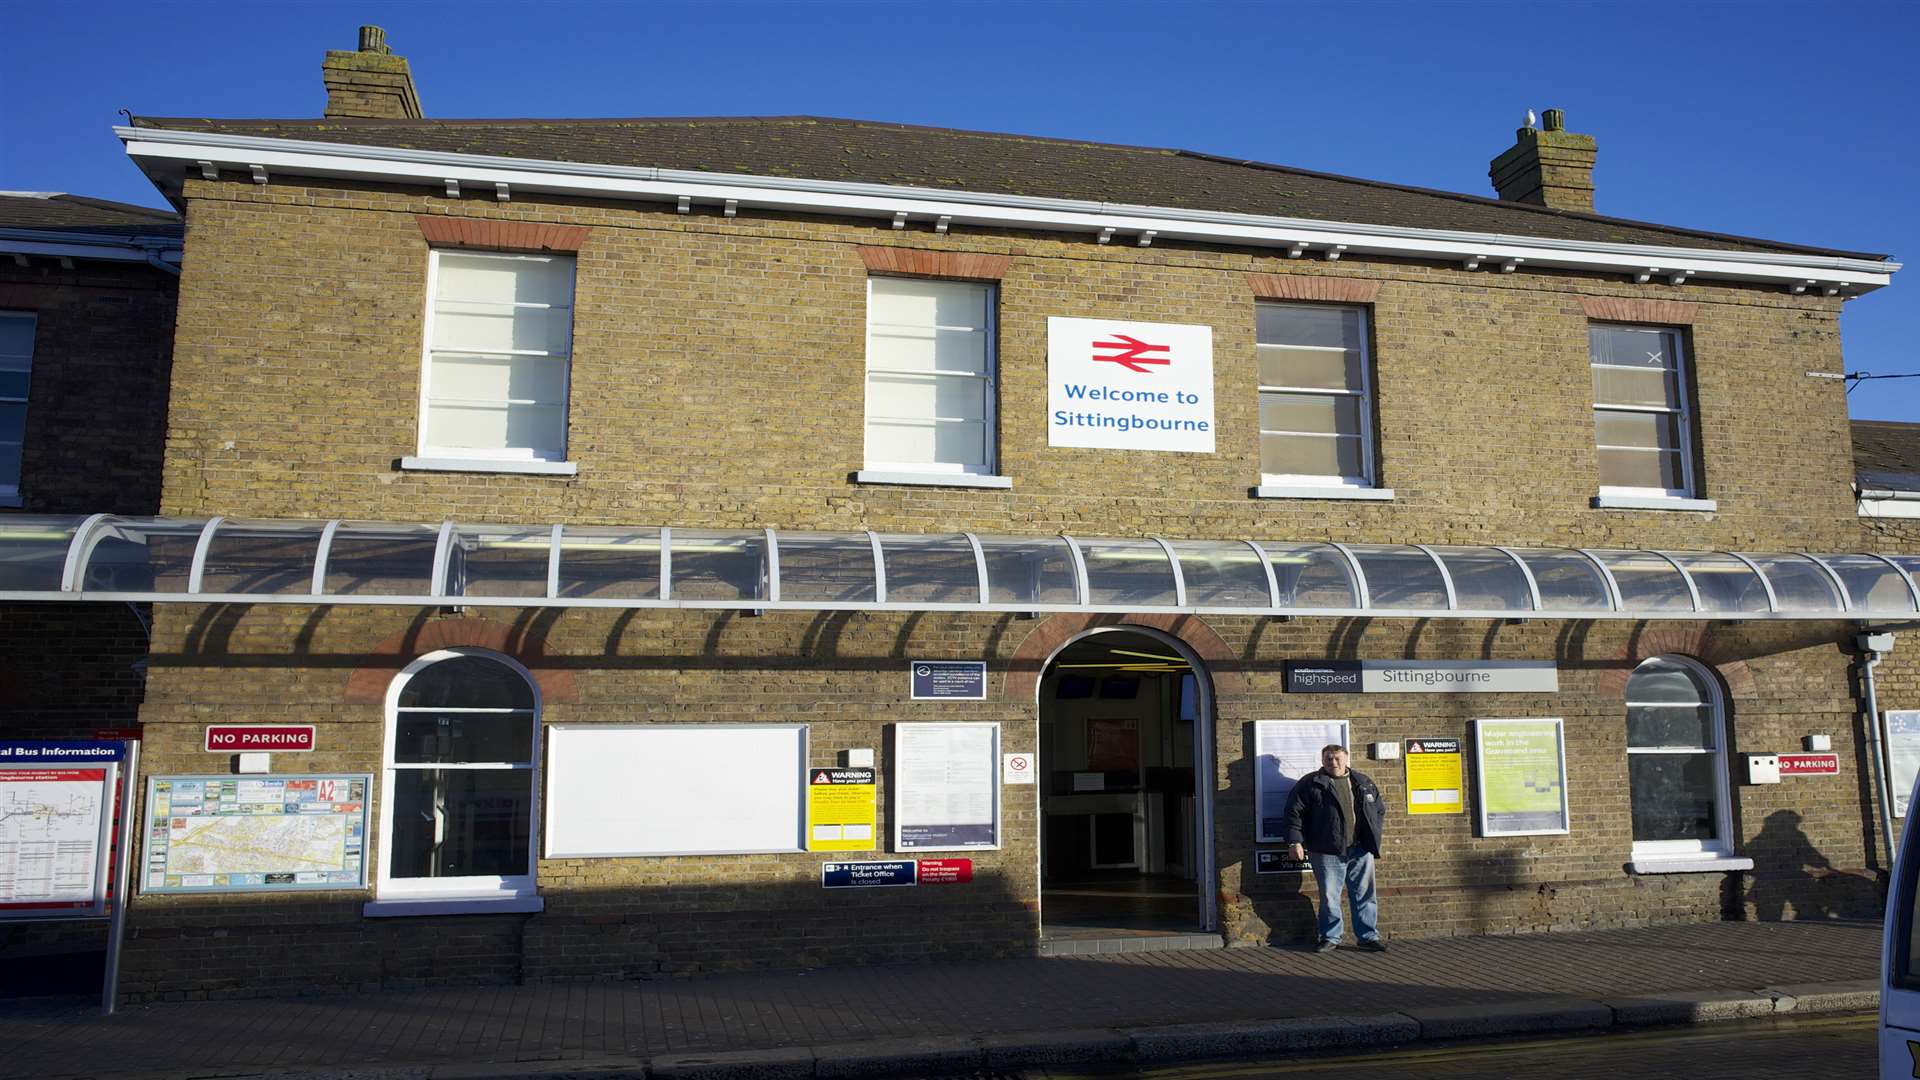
115, 126, 1898, 293
0, 226, 183, 264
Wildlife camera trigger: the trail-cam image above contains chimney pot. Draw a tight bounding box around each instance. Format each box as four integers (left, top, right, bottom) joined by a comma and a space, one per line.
1488, 107, 1596, 213
358, 25, 389, 55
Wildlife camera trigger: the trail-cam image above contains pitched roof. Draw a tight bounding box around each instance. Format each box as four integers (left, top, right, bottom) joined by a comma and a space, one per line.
127, 115, 1880, 260
1853, 420, 1920, 491
0, 192, 182, 237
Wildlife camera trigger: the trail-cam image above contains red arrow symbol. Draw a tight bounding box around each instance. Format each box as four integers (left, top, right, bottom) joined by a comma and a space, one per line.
1091, 334, 1172, 373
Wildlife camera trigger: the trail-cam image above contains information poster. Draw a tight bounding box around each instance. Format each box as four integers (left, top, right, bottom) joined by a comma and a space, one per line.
893, 722, 1000, 851
0, 741, 123, 919
1474, 719, 1569, 836
142, 775, 370, 894
1888, 711, 1920, 818
806, 768, 877, 851
1405, 738, 1465, 815
1254, 720, 1350, 844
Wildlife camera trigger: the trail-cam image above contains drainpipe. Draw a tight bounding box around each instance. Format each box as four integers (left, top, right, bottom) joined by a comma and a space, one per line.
1859, 631, 1898, 868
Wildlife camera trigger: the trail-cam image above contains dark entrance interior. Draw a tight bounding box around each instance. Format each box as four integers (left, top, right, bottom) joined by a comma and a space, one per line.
1039, 630, 1204, 939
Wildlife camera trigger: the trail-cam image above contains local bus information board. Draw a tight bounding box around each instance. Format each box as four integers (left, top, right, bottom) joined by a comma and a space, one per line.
0, 741, 124, 919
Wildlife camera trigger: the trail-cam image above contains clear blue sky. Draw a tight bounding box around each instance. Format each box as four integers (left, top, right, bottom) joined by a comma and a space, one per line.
3, 0, 1914, 418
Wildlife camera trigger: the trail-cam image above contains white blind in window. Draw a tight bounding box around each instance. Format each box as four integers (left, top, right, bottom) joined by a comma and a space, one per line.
1256, 303, 1372, 484
865, 277, 993, 473
1591, 325, 1690, 495
424, 253, 575, 459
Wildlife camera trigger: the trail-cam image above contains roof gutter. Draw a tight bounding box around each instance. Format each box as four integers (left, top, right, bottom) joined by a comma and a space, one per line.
0, 225, 183, 271
116, 126, 1896, 296
1859, 488, 1920, 502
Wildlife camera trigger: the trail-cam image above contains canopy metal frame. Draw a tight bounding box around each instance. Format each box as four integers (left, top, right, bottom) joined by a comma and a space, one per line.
4, 514, 1918, 622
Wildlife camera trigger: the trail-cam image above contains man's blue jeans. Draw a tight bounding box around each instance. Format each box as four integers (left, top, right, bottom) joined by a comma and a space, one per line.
1307, 844, 1379, 945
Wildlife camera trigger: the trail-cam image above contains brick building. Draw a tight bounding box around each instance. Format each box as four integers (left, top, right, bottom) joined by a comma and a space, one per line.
1, 28, 1909, 1000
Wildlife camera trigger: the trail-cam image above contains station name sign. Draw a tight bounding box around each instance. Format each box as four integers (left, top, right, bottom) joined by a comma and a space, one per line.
1286, 661, 1558, 694
204, 725, 316, 752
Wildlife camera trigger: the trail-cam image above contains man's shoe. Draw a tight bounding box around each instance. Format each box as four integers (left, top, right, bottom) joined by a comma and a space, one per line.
1358, 938, 1387, 952
1314, 939, 1339, 953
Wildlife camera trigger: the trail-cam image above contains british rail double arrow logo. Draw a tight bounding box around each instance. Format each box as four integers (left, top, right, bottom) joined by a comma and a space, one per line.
1090, 334, 1172, 373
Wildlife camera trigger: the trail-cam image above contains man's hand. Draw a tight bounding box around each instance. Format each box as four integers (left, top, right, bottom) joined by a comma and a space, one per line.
1288, 843, 1305, 861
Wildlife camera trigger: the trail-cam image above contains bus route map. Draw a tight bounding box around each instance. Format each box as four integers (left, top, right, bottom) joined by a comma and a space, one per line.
142, 775, 369, 894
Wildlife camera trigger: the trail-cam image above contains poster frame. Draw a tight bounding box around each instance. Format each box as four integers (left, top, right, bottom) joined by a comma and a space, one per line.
892, 721, 1002, 853
139, 773, 373, 895
1886, 710, 1920, 818
1404, 737, 1466, 816
1253, 719, 1351, 845
1472, 718, 1570, 838
0, 744, 123, 921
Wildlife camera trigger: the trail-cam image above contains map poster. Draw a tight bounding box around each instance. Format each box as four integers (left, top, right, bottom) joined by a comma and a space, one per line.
141, 774, 371, 894
1886, 711, 1920, 817
1474, 719, 1569, 837
1405, 738, 1465, 815
1254, 720, 1349, 845
0, 741, 123, 919
893, 722, 1000, 851
806, 768, 877, 852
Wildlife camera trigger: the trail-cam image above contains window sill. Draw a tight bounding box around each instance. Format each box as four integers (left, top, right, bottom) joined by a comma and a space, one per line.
855, 470, 1013, 490
400, 456, 578, 477
363, 895, 544, 917
1629, 855, 1753, 875
0, 494, 20, 509
1255, 485, 1394, 501
1592, 494, 1717, 512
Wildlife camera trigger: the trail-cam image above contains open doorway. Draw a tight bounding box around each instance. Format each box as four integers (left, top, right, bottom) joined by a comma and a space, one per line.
1038, 628, 1212, 941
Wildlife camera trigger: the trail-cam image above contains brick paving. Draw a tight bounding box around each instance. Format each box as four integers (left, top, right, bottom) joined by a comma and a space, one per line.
0, 920, 1883, 1079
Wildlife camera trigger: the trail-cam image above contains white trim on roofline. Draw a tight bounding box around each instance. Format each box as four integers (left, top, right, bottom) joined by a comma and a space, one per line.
116, 127, 1896, 294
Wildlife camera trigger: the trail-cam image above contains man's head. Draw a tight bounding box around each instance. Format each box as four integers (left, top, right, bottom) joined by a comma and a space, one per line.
1320, 744, 1351, 776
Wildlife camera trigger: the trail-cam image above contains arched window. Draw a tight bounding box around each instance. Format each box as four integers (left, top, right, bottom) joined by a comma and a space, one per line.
1625, 656, 1733, 864
375, 649, 540, 908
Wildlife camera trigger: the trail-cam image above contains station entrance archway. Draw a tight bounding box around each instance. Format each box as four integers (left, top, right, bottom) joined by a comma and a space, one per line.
1036, 627, 1214, 941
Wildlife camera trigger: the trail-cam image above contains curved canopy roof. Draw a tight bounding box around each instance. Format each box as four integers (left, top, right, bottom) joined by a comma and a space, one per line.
2, 515, 1914, 621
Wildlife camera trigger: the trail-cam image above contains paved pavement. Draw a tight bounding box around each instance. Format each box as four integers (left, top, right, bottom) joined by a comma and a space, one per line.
0, 920, 1885, 1079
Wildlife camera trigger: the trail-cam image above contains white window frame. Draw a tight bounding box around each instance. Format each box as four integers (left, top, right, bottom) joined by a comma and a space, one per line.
1255, 301, 1378, 491
0, 310, 36, 504
372, 648, 542, 911
1591, 323, 1697, 501
416, 249, 576, 465
1626, 654, 1735, 862
861, 276, 999, 479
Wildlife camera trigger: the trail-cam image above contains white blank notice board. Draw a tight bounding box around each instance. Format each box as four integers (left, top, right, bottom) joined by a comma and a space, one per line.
545, 724, 808, 857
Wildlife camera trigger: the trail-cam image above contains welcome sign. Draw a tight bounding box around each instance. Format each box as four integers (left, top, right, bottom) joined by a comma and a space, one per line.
1047, 317, 1215, 453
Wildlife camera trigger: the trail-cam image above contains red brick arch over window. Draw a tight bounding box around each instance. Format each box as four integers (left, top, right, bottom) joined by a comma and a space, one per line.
1004, 613, 1246, 702
343, 618, 577, 705
1594, 625, 1756, 700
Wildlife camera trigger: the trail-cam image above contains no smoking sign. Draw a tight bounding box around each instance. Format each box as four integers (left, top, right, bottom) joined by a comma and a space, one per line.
1002, 753, 1035, 785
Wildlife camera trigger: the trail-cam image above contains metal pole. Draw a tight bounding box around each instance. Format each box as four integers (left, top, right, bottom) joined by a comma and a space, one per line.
101, 739, 139, 1016
1859, 641, 1898, 870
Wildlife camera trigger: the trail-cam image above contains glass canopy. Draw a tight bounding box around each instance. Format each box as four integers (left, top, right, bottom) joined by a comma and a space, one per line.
2, 514, 1915, 621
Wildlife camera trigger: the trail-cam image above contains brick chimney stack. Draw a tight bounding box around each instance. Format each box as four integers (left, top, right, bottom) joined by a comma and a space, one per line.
1488, 108, 1596, 213
321, 25, 423, 120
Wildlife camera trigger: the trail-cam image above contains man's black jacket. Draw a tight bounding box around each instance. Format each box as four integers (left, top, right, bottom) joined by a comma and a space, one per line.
1281, 768, 1384, 857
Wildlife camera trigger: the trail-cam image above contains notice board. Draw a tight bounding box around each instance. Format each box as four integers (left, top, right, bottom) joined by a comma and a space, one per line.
0, 742, 123, 919
1473, 719, 1569, 836
1405, 738, 1465, 815
893, 722, 1000, 851
1254, 720, 1350, 844
545, 724, 807, 857
1888, 711, 1920, 817
141, 775, 370, 894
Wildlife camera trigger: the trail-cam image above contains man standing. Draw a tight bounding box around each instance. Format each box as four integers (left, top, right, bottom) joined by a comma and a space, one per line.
1283, 744, 1385, 953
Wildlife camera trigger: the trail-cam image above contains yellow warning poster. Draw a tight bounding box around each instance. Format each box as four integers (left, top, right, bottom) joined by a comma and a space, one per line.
1405, 739, 1464, 815
806, 767, 877, 852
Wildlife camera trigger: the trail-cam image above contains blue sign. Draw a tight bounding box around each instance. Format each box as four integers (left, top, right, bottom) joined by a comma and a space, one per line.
910, 661, 987, 700
821, 860, 917, 888
0, 740, 128, 763
1254, 849, 1309, 874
